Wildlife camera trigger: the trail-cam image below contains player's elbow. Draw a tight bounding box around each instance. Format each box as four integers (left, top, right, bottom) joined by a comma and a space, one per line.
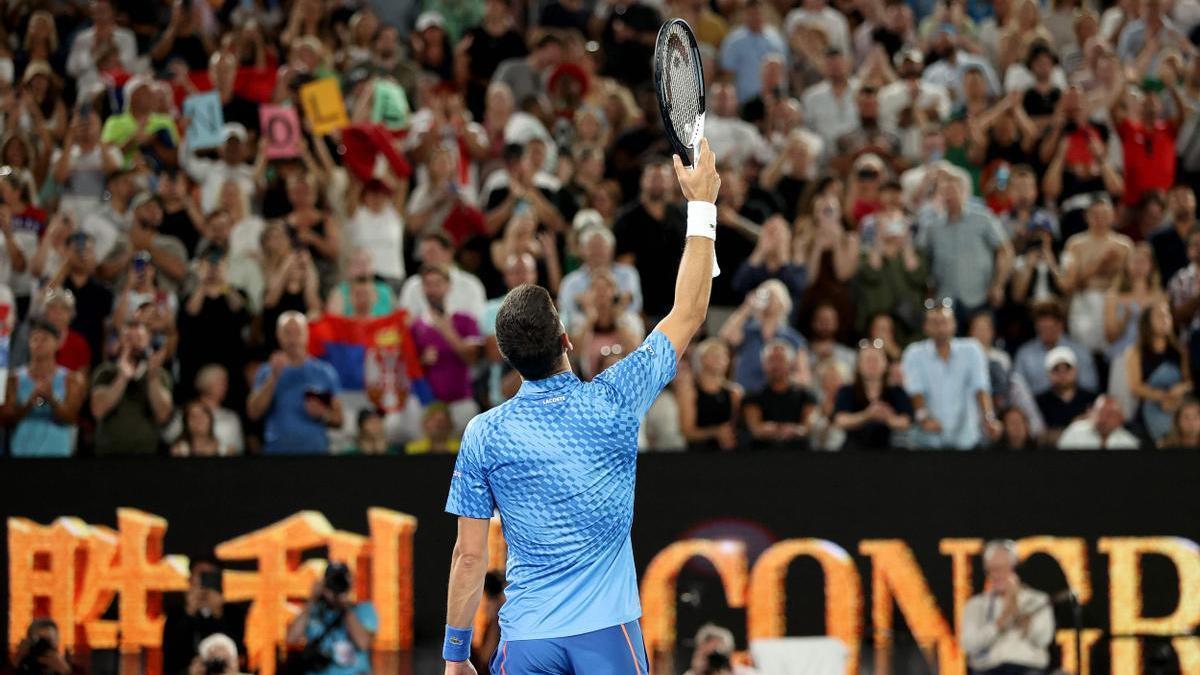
451, 544, 487, 572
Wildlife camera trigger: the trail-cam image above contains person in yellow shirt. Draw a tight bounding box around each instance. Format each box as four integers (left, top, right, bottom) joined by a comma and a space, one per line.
405, 402, 462, 454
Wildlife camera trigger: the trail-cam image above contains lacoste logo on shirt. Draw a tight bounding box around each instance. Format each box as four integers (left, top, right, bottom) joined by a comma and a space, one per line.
542, 396, 566, 404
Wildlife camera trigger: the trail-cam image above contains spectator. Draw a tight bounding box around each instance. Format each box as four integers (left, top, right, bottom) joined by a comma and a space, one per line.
349, 408, 390, 455
491, 33, 563, 110
1060, 195, 1134, 354
800, 47, 859, 153
89, 318, 174, 455
102, 191, 189, 292
677, 338, 742, 452
338, 179, 406, 292
1158, 395, 1200, 448
186, 634, 245, 675
995, 406, 1038, 450
325, 248, 396, 318
1111, 71, 1186, 210
1014, 299, 1099, 396
155, 169, 205, 257
399, 233, 487, 324
855, 198, 927, 343
176, 246, 251, 407
404, 403, 461, 455
285, 562, 378, 675
902, 301, 1001, 449
191, 365, 245, 455
281, 173, 340, 285
247, 311, 343, 455
704, 82, 775, 169
180, 122, 256, 215
37, 287, 91, 373
163, 559, 244, 675
922, 25, 1002, 101
557, 225, 642, 329
961, 539, 1055, 673
569, 269, 642, 380
11, 618, 74, 675
112, 251, 178, 340
1035, 346, 1097, 445
916, 171, 1013, 319
50, 231, 112, 366
720, 279, 808, 394
807, 302, 857, 375
797, 190, 859, 334
1149, 184, 1198, 285
1169, 230, 1200, 384
50, 108, 121, 220
2, 318, 85, 457
1104, 242, 1166, 365
878, 49, 952, 138
261, 247, 322, 354
1058, 394, 1142, 449
488, 211, 562, 298
100, 77, 179, 169
743, 340, 817, 450
170, 400, 228, 457
406, 144, 482, 245
1126, 300, 1191, 441
833, 340, 913, 449
731, 216, 807, 311
683, 624, 759, 675
1115, 0, 1190, 62
613, 160, 685, 320
410, 265, 482, 433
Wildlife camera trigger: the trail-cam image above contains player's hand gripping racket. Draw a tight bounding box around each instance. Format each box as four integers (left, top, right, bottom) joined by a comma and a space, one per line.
653, 19, 719, 276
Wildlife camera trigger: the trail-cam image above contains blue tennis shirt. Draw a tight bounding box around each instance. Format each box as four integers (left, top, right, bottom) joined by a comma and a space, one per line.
445, 330, 677, 641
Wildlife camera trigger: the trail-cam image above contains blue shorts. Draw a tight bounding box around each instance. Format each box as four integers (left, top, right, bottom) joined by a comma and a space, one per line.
489, 620, 650, 674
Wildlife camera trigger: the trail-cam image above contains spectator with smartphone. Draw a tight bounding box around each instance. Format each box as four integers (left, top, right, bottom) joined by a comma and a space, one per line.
49, 231, 112, 366
163, 559, 245, 675
285, 563, 378, 675
176, 245, 251, 408
11, 618, 76, 675
247, 311, 343, 454
89, 318, 175, 455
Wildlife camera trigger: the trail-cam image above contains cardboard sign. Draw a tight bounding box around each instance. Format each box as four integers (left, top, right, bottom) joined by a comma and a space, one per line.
182, 91, 225, 149
371, 80, 410, 130
300, 78, 349, 136
260, 105, 301, 159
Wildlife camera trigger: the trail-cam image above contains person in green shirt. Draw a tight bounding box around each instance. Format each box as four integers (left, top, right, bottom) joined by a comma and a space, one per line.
100, 77, 179, 168
89, 318, 175, 455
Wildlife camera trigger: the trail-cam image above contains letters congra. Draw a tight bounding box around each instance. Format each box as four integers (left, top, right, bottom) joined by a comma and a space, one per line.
9, 512, 1200, 675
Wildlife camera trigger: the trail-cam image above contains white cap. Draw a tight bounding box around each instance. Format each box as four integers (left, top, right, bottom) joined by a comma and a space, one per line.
221, 122, 249, 143
572, 209, 604, 231
415, 10, 445, 32
1045, 345, 1077, 371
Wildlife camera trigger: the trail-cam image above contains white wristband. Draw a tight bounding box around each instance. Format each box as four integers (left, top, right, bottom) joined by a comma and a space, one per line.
686, 201, 717, 240
686, 201, 720, 278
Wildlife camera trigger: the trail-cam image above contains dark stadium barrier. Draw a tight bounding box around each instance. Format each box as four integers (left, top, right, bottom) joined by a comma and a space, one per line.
3, 451, 1199, 674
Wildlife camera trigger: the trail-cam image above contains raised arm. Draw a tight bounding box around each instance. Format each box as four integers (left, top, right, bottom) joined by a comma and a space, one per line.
655, 138, 722, 359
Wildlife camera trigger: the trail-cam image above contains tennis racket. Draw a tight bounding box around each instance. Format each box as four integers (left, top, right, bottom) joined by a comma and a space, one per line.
653, 19, 706, 168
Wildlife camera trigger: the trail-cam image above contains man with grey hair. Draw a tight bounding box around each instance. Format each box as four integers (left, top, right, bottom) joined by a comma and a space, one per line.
557, 225, 643, 328
247, 311, 343, 454
190, 633, 243, 674
744, 339, 817, 449
683, 624, 759, 675
961, 539, 1055, 675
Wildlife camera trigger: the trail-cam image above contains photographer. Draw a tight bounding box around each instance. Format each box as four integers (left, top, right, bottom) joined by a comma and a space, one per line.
186, 634, 245, 675
285, 563, 378, 675
12, 618, 75, 675
163, 560, 245, 675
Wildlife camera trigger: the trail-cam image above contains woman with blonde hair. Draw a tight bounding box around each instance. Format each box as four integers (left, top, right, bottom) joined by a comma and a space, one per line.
677, 338, 743, 452
1103, 241, 1164, 364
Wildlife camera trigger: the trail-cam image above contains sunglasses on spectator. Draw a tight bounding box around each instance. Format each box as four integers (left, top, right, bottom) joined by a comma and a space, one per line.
858, 338, 886, 350
924, 298, 954, 310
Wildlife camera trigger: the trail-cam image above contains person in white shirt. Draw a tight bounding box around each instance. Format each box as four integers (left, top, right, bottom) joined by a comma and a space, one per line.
800, 46, 860, 155
703, 82, 775, 169
1058, 394, 1142, 449
179, 122, 257, 215
878, 50, 952, 135
399, 232, 486, 324
784, 0, 852, 56
66, 0, 138, 82
345, 178, 406, 287
961, 539, 1055, 675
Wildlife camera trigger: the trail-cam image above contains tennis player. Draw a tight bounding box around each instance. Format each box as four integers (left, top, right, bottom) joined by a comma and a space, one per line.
442, 139, 721, 674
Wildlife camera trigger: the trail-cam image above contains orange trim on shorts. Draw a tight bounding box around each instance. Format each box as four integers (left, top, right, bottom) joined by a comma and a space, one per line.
501, 643, 508, 675
620, 624, 642, 675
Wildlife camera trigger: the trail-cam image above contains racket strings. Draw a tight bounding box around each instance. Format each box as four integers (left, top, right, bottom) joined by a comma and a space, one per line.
662, 23, 701, 145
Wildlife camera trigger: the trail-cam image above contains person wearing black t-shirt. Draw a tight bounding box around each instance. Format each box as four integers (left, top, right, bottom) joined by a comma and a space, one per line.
744, 340, 816, 450
1035, 345, 1096, 446
461, 0, 528, 119
162, 559, 245, 675
833, 342, 913, 449
55, 232, 113, 367
612, 161, 685, 320
156, 170, 204, 256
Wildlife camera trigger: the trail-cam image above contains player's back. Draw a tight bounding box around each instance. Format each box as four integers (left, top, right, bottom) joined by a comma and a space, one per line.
446, 330, 678, 641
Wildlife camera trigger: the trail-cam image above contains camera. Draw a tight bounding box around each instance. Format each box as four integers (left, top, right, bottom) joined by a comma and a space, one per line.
323, 562, 351, 597
203, 657, 227, 675
704, 651, 732, 674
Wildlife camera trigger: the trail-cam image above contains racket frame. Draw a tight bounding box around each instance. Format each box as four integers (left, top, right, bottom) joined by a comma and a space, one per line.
653, 19, 707, 167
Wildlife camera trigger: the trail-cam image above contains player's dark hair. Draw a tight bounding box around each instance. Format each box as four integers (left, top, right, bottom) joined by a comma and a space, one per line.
495, 284, 565, 380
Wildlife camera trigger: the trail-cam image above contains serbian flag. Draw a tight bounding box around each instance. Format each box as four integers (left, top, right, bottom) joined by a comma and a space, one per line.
308, 310, 433, 411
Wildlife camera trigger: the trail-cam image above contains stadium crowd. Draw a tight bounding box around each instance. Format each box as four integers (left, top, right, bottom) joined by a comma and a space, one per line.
0, 0, 1199, 457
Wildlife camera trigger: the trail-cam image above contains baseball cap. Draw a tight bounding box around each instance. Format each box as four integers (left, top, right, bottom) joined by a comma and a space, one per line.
221, 122, 249, 144
1045, 346, 1077, 371
415, 10, 445, 32
1029, 211, 1055, 234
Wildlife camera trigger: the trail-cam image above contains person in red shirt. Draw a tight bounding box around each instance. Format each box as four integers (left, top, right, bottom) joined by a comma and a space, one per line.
40, 287, 91, 375
1110, 72, 1186, 209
